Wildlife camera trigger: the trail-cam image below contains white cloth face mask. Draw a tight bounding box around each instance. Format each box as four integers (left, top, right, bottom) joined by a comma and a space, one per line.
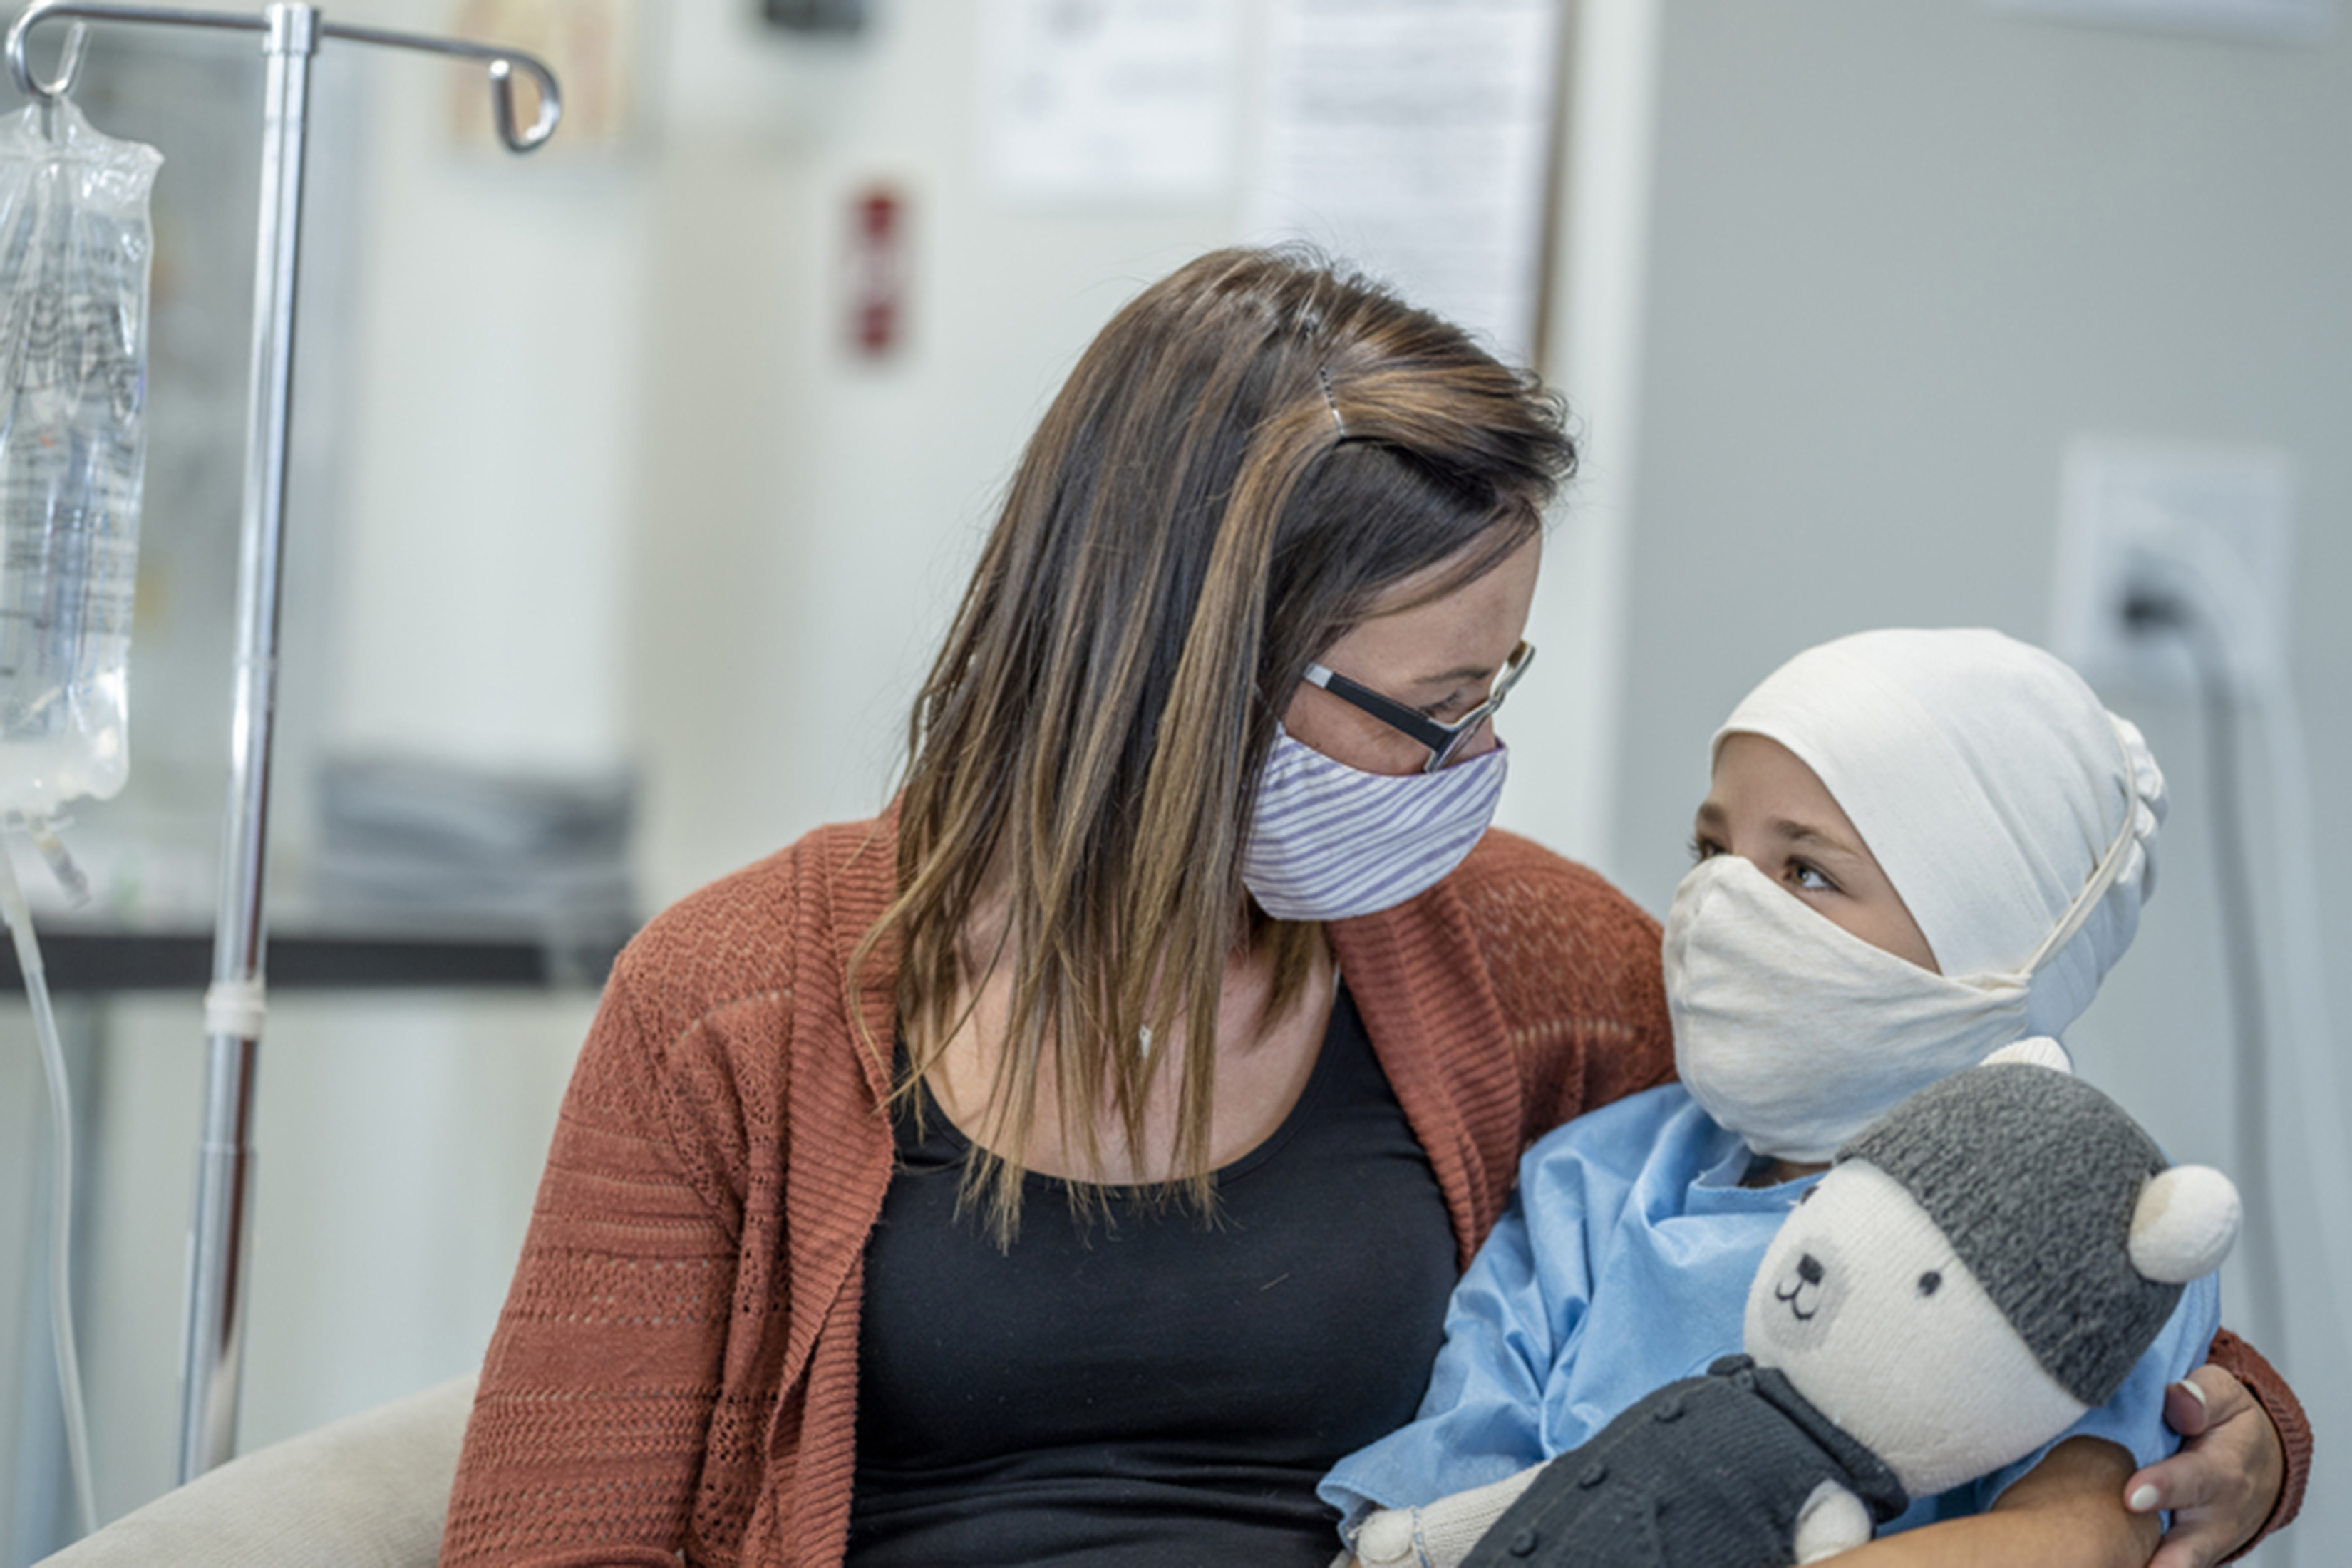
1241, 726, 1508, 922
1663, 855, 2036, 1163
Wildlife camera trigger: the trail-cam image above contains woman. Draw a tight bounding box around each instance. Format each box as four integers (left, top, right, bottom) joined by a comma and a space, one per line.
438, 249, 2301, 1567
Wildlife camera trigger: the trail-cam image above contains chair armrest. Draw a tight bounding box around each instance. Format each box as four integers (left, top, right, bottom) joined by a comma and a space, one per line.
37, 1373, 477, 1568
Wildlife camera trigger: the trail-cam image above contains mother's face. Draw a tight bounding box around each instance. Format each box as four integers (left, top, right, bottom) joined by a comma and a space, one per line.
1279, 534, 1542, 778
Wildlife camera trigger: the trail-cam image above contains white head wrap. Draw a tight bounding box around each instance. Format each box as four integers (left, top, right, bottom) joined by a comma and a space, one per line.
1714, 628, 2165, 1038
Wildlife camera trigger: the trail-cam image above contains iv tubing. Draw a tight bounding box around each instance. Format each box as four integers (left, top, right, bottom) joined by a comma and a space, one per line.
0, 840, 98, 1538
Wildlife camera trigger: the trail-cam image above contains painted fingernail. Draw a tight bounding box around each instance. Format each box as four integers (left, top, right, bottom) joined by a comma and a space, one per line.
2129, 1485, 2162, 1512
2173, 1377, 2209, 1413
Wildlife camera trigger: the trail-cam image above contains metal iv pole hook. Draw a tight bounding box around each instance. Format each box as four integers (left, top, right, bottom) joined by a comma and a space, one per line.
8, 6, 104, 105
321, 19, 563, 153
21, 19, 92, 100
4, 1, 564, 155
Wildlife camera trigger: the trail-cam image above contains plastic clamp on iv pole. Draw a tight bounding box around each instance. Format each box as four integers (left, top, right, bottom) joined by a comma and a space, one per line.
202, 977, 269, 1041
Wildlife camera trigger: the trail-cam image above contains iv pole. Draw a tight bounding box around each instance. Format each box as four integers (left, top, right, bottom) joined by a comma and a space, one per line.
3, 0, 562, 1484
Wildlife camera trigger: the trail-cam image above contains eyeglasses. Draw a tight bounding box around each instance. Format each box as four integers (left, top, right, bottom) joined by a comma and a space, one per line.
1301, 641, 1535, 773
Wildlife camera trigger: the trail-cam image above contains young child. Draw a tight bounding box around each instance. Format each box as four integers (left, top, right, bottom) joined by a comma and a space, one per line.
1320, 627, 2207, 1564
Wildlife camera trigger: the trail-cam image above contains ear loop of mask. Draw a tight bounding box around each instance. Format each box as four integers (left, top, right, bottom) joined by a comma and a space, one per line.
2018, 716, 2146, 977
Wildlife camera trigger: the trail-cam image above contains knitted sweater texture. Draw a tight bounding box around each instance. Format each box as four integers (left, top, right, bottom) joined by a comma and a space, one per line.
438, 820, 1677, 1568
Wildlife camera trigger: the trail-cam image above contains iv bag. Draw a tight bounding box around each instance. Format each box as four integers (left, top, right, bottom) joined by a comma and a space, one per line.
0, 95, 161, 820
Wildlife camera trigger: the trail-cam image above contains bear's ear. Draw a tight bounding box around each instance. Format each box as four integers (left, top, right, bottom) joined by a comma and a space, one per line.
1984, 1036, 2072, 1073
2130, 1166, 2242, 1284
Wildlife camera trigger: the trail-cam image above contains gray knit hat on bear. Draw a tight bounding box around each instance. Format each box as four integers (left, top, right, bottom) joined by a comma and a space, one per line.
1839, 1062, 2178, 1408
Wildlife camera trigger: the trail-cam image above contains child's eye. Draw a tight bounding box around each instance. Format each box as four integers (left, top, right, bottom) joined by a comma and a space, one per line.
1788, 862, 1836, 892
1689, 835, 1724, 865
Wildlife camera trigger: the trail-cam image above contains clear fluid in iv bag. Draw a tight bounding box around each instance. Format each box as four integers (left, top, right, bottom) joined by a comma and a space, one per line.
0, 99, 160, 820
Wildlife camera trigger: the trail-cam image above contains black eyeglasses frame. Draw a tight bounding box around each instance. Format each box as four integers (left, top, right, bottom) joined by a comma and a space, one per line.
1299, 641, 1535, 774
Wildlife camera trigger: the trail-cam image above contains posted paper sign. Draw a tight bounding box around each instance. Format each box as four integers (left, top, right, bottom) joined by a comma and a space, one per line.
1244, 0, 1564, 366
981, 0, 1241, 205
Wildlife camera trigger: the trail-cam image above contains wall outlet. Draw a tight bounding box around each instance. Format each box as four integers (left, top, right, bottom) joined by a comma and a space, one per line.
2048, 441, 2297, 697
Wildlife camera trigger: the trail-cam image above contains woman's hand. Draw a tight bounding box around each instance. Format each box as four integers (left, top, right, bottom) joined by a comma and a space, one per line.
2125, 1367, 2285, 1568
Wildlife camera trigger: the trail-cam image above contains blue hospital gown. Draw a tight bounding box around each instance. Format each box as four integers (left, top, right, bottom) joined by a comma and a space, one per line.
1321, 1083, 2219, 1539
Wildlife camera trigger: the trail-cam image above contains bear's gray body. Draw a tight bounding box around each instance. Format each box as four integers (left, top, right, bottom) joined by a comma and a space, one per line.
1457, 1355, 1908, 1568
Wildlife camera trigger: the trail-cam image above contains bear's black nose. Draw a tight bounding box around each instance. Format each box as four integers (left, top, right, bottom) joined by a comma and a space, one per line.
1797, 1253, 1824, 1284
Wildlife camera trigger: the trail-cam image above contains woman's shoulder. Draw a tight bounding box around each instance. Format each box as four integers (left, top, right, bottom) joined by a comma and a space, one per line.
561, 817, 897, 1212
1440, 827, 1668, 1026
603, 815, 897, 1060
1448, 828, 1664, 951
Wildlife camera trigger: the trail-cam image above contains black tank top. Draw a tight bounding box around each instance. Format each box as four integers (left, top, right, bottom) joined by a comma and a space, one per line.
847, 985, 1459, 1567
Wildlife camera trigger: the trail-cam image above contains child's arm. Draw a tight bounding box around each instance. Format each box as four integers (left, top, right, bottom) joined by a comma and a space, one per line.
1815, 1437, 2157, 1568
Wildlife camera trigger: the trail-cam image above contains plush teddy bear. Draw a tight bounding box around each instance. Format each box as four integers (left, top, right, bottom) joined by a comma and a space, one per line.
1417, 1061, 2241, 1568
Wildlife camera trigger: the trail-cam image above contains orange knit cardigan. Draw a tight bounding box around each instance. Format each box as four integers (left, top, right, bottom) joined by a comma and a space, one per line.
439, 817, 2307, 1567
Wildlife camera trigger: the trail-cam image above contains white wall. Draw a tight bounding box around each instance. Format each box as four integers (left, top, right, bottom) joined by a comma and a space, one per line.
1604, 4, 2350, 1559
315, 0, 1623, 896
622, 1, 1244, 904
326, 6, 647, 778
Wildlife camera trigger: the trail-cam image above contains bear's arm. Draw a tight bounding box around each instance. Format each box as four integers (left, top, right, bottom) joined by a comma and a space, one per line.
1793, 1481, 1875, 1563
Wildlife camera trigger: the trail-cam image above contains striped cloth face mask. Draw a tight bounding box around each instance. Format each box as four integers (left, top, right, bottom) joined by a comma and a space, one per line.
1240, 725, 1510, 922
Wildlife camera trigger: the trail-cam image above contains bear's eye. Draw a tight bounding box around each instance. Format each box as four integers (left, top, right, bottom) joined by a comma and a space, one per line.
1917, 1271, 1942, 1296
1798, 1185, 1817, 1205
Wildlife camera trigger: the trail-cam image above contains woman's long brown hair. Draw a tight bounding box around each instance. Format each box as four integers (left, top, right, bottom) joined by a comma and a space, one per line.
850, 247, 1577, 1239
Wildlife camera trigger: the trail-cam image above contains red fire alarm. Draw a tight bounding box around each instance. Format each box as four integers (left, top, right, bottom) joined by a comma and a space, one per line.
846, 185, 907, 359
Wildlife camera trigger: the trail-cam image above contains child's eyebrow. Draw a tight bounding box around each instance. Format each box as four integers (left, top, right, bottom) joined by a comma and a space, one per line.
1775, 819, 1867, 860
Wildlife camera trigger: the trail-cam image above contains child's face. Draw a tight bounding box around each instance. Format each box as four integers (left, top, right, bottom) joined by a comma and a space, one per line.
1693, 733, 1939, 972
